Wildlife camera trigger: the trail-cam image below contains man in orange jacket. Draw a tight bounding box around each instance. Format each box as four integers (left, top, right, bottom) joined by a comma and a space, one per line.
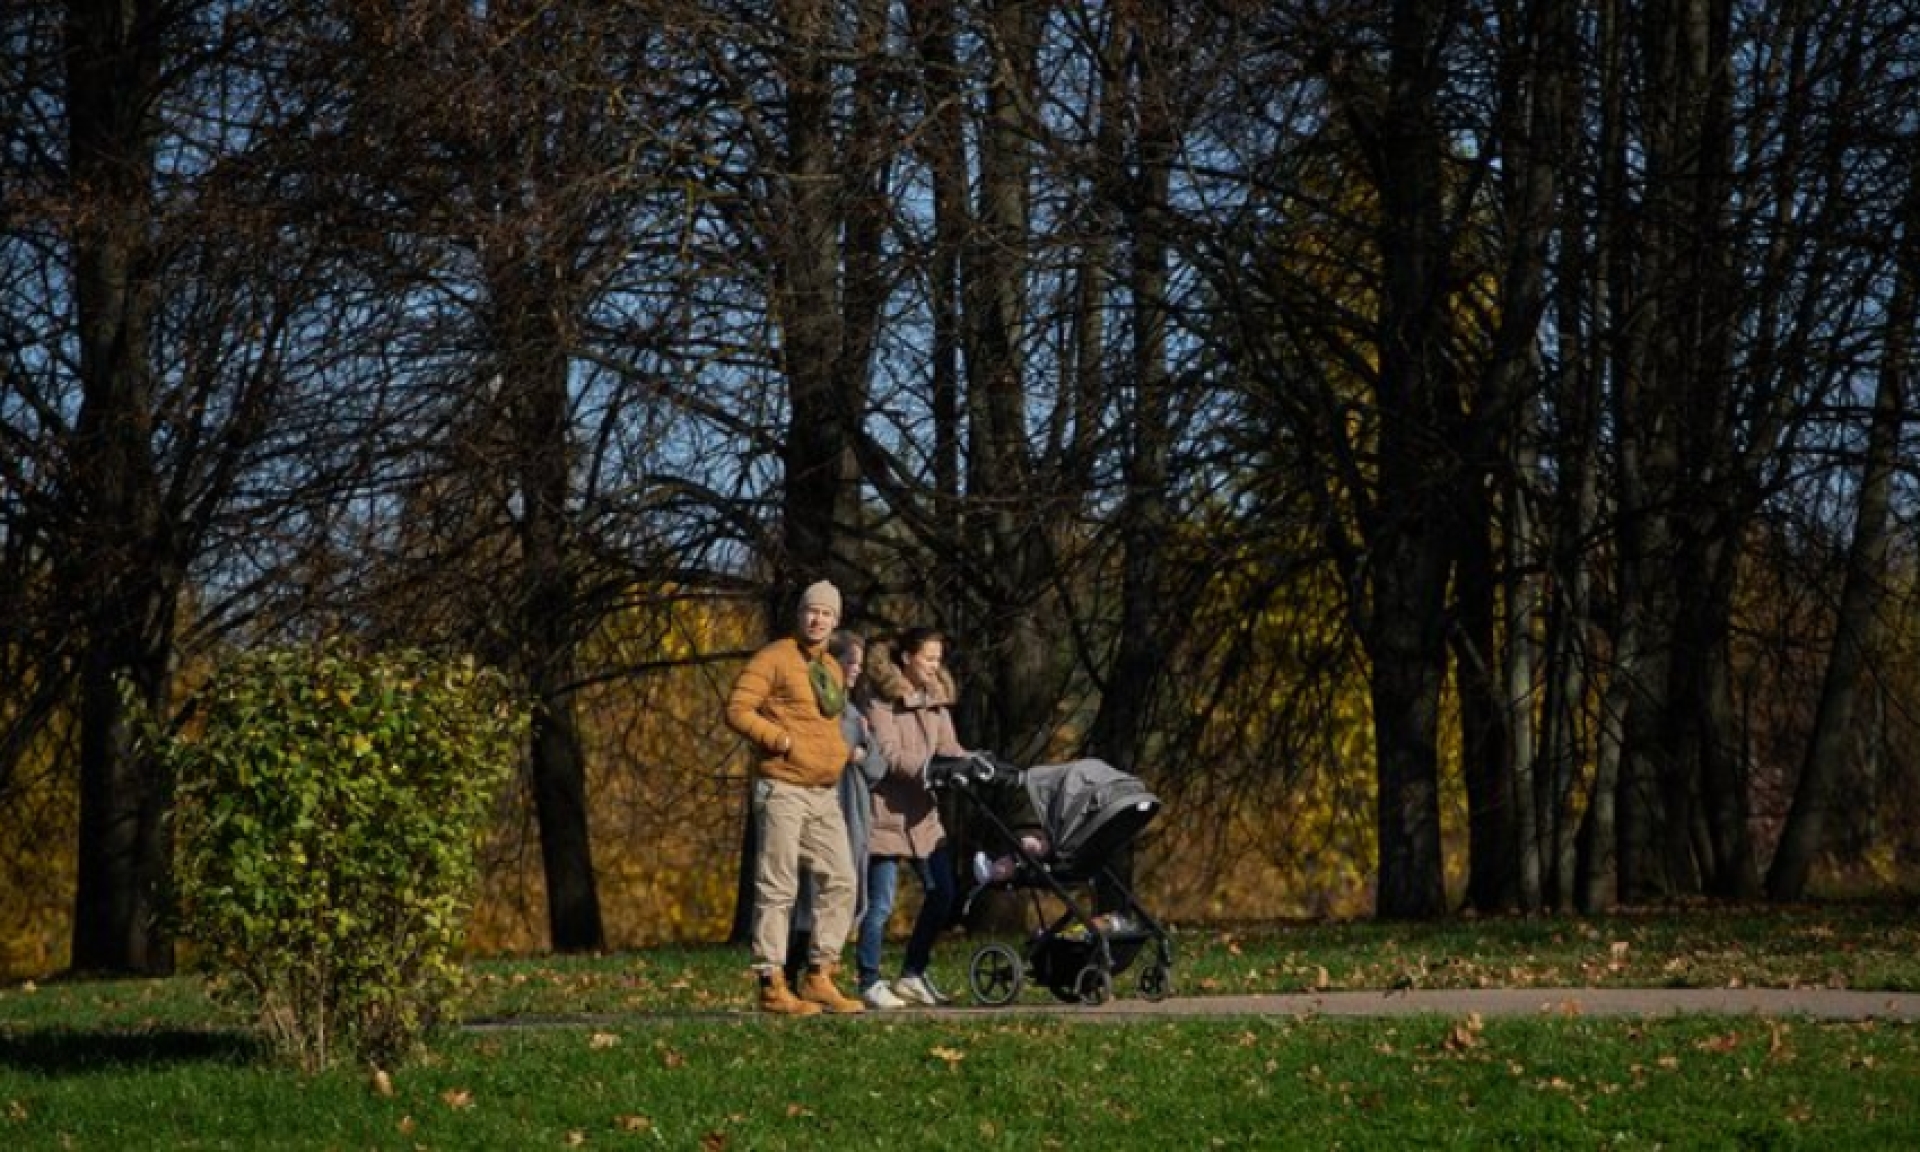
725, 580, 865, 1015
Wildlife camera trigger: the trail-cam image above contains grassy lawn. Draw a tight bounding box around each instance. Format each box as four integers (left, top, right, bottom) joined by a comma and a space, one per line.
5, 901, 1919, 1149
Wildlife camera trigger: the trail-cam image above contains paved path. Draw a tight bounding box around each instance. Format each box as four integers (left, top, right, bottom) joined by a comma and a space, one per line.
469, 987, 1920, 1028
1044, 987, 1920, 1022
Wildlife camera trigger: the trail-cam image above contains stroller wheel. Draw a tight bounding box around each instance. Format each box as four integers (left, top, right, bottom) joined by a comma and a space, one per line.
968, 944, 1025, 1006
1073, 965, 1113, 1006
1045, 980, 1083, 1004
1138, 962, 1174, 1002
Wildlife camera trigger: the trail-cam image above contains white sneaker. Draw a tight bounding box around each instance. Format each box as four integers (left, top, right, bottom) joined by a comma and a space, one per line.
862, 982, 907, 1010
919, 972, 955, 1005
892, 974, 940, 1007
972, 852, 994, 884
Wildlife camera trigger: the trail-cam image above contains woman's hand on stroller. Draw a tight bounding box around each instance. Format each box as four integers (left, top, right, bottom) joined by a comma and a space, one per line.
925, 751, 1011, 791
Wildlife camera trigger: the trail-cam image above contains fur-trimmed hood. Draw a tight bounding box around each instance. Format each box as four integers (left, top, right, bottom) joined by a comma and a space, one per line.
861, 635, 960, 858
862, 637, 959, 709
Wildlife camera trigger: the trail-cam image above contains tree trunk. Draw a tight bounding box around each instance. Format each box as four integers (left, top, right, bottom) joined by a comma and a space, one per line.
509, 303, 606, 953
1364, 0, 1456, 920
907, 0, 967, 569
1545, 0, 1620, 911
1767, 172, 1913, 898
775, 0, 854, 588
1479, 0, 1579, 913
1453, 492, 1515, 913
63, 0, 176, 976
1089, 0, 1174, 778
961, 0, 1057, 758
1613, 0, 1738, 902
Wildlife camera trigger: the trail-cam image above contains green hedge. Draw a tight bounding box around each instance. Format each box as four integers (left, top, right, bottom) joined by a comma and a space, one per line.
162, 643, 527, 1071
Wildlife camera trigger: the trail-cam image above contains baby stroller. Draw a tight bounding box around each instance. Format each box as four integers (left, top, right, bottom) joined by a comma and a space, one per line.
927, 752, 1175, 1006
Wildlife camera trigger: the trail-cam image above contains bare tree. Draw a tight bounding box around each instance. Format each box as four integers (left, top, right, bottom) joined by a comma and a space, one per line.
1768, 140, 1919, 899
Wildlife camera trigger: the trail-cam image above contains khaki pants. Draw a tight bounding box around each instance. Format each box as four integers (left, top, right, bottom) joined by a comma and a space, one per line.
753, 778, 857, 970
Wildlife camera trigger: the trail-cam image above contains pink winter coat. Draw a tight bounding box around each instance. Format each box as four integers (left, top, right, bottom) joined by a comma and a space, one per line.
860, 639, 961, 859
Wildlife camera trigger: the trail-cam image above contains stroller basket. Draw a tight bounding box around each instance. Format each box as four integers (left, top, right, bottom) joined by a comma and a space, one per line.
1030, 927, 1149, 991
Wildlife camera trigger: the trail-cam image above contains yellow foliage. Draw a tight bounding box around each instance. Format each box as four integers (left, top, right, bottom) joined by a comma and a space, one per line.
467, 590, 761, 953
0, 729, 76, 979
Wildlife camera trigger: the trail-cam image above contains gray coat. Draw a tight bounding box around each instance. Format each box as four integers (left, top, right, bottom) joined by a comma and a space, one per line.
790, 708, 887, 930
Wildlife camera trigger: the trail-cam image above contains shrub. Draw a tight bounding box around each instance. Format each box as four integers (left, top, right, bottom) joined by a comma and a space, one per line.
162, 642, 527, 1071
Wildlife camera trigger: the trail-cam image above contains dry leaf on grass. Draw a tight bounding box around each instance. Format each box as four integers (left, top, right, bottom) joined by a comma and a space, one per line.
1444, 1013, 1485, 1051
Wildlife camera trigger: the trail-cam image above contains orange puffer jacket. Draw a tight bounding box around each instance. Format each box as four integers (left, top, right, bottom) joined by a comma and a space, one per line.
725, 636, 851, 789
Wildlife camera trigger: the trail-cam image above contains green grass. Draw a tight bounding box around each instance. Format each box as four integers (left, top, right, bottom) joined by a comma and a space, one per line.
5, 1016, 1918, 1149
5, 902, 1920, 1149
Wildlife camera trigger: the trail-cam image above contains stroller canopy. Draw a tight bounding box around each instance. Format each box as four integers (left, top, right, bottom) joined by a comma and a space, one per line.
1023, 759, 1161, 871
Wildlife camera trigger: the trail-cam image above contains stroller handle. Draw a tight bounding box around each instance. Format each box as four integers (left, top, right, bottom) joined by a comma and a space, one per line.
925, 752, 1019, 790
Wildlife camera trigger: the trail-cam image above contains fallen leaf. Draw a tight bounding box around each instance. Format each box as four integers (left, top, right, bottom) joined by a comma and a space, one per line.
589, 1032, 621, 1050
7, 1100, 27, 1122
1314, 966, 1331, 990
371, 1069, 395, 1097
565, 1130, 587, 1146
785, 1103, 813, 1118
614, 1115, 652, 1133
1444, 1013, 1484, 1051
929, 1045, 967, 1067
397, 1116, 416, 1135
1696, 1032, 1741, 1054
700, 1132, 729, 1152
441, 1088, 474, 1110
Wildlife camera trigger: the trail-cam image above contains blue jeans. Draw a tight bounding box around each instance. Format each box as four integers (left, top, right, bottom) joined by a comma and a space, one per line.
856, 845, 956, 989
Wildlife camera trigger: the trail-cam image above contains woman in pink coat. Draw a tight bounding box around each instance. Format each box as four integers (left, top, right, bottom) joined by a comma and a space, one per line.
855, 627, 963, 1008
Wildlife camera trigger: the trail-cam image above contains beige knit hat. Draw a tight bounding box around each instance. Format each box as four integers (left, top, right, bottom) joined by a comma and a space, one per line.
800, 580, 842, 619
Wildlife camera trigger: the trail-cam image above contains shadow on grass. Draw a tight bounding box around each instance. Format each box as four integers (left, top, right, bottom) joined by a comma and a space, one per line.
0, 1028, 264, 1074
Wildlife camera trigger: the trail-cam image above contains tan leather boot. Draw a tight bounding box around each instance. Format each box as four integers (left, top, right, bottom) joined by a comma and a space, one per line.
759, 970, 823, 1016
798, 964, 866, 1014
